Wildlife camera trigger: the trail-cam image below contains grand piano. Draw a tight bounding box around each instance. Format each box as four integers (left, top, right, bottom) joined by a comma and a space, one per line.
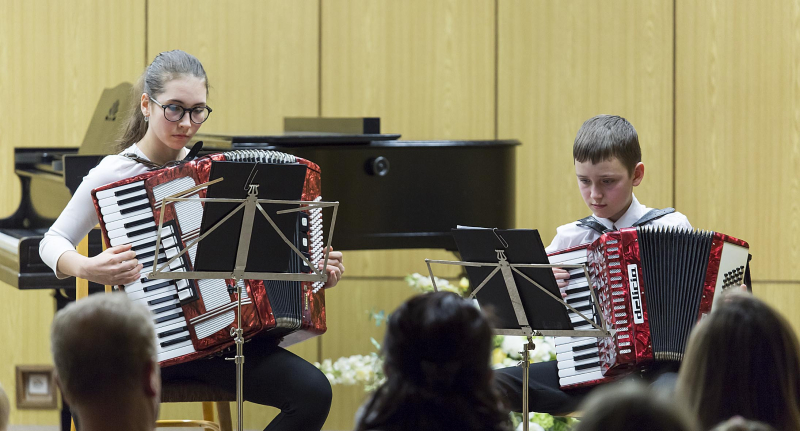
0, 84, 519, 292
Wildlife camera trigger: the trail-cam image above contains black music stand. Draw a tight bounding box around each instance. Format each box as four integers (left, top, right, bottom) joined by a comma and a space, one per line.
425, 227, 610, 431
146, 160, 339, 431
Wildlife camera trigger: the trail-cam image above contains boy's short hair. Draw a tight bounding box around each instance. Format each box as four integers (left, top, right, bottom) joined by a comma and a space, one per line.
573, 115, 641, 174
51, 293, 156, 404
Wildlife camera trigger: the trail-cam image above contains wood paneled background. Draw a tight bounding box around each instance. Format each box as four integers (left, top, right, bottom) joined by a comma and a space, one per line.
0, 0, 146, 427
1, 0, 797, 429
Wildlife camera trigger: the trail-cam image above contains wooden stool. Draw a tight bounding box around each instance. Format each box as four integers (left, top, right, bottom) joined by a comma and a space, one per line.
158, 381, 235, 431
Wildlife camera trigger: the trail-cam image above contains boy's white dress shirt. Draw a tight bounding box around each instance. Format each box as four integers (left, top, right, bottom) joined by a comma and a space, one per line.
545, 194, 692, 254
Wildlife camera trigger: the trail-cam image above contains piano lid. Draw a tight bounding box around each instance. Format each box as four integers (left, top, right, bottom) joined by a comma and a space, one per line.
2, 83, 134, 289
79, 82, 133, 155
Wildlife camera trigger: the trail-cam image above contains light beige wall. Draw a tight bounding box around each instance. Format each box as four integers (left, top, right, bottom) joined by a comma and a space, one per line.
675, 0, 800, 282
673, 0, 800, 341
319, 1, 496, 427
0, 0, 145, 426
755, 282, 800, 333
499, 0, 674, 244
147, 0, 320, 137
321, 0, 496, 140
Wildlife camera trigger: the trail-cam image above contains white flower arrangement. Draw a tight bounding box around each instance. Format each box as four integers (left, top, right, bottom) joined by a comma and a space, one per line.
403, 272, 468, 294
314, 272, 576, 431
315, 352, 385, 392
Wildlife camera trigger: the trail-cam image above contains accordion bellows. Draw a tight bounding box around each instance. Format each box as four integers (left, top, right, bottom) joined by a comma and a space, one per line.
91, 150, 326, 367
552, 226, 749, 389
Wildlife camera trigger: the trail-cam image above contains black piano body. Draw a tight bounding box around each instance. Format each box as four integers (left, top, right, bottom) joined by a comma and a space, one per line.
207, 133, 519, 250
0, 148, 106, 289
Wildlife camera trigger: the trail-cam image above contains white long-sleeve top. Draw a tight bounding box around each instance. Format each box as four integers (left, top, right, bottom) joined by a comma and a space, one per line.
39, 144, 188, 278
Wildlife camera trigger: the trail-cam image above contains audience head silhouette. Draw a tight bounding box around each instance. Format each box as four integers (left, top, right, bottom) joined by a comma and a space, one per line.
676, 292, 800, 430
575, 380, 698, 431
51, 293, 160, 431
356, 291, 510, 431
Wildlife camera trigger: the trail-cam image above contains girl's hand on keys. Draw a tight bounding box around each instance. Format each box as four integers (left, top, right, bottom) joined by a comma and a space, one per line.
319, 247, 345, 289
81, 244, 143, 286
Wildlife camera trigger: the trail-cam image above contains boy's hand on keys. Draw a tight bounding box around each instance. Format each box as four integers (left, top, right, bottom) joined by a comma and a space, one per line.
553, 267, 570, 298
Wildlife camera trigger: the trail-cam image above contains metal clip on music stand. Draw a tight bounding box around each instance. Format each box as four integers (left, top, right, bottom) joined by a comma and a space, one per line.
147, 177, 339, 431
425, 230, 611, 431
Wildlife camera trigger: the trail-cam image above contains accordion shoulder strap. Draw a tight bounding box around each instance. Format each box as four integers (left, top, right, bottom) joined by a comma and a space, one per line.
576, 216, 613, 234
632, 207, 676, 227
122, 154, 162, 170
576, 207, 676, 234
122, 141, 205, 171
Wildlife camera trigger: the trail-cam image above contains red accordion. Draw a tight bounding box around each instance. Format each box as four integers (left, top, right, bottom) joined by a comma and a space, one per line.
552, 227, 749, 389
91, 150, 326, 367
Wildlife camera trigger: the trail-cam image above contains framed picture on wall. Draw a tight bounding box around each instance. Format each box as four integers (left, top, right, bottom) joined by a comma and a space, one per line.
15, 365, 57, 409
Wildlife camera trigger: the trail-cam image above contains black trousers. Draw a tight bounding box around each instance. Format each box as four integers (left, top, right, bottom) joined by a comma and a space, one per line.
161, 336, 332, 431
493, 360, 680, 415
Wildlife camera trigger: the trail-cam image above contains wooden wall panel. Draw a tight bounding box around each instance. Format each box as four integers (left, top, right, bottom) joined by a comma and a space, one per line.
0, 287, 57, 426
0, 0, 145, 218
147, 0, 320, 137
320, 2, 495, 428
147, 2, 319, 428
321, 0, 496, 140
675, 0, 800, 281
754, 282, 800, 337
0, 0, 145, 426
498, 0, 674, 244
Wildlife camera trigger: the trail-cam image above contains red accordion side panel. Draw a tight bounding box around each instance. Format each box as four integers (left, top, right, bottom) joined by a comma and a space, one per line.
243, 279, 277, 330
618, 228, 652, 368
700, 233, 725, 320
594, 229, 651, 377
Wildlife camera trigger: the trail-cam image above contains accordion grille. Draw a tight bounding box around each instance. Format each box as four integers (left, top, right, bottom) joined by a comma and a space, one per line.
637, 227, 713, 361
263, 222, 303, 332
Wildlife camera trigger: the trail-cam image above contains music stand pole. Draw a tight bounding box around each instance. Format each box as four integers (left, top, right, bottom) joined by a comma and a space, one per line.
227, 280, 245, 431
520, 336, 534, 431
225, 184, 261, 431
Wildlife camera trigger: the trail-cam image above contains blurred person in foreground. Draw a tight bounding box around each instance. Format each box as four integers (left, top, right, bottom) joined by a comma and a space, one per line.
51, 293, 160, 431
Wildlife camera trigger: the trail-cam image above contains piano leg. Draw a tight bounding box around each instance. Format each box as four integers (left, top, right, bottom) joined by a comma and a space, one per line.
55, 290, 73, 431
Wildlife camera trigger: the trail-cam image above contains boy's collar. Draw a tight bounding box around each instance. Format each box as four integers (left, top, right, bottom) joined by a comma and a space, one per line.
592, 194, 647, 230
